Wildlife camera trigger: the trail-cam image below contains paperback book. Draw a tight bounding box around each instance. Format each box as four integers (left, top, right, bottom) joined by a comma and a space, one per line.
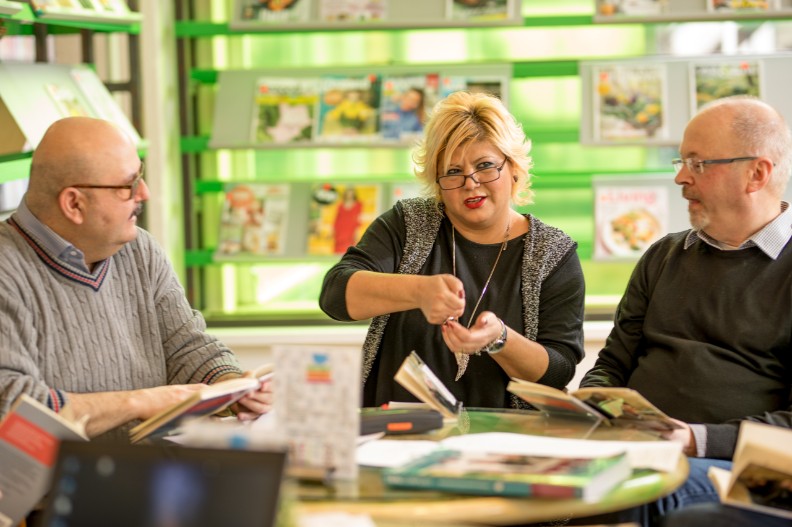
383, 448, 631, 502
594, 185, 668, 260
592, 63, 668, 143
394, 351, 463, 420
691, 60, 762, 113
238, 0, 311, 23
319, 0, 388, 23
0, 394, 87, 527
507, 379, 682, 435
596, 0, 666, 17
251, 77, 317, 144
315, 74, 381, 142
709, 421, 792, 520
447, 0, 512, 22
305, 182, 381, 255
379, 73, 440, 141
129, 364, 274, 444
216, 183, 290, 258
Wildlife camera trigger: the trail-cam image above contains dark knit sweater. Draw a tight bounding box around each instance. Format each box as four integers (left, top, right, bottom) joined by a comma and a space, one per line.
581, 231, 792, 459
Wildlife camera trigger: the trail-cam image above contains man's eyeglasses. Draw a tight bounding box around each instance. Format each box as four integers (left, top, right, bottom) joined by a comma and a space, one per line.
671, 157, 758, 175
436, 158, 508, 190
71, 162, 145, 201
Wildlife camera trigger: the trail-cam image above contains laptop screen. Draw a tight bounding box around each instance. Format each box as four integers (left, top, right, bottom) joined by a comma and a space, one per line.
36, 441, 287, 527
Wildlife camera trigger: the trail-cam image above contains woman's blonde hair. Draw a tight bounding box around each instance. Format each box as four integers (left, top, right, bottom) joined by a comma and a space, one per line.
413, 91, 534, 206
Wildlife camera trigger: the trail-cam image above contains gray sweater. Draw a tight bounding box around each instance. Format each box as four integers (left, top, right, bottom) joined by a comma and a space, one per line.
0, 218, 242, 442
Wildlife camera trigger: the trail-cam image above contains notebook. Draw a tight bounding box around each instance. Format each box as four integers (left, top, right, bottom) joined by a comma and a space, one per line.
34, 440, 287, 527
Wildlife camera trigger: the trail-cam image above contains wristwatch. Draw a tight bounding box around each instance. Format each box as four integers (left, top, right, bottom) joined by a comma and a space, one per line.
482, 318, 508, 355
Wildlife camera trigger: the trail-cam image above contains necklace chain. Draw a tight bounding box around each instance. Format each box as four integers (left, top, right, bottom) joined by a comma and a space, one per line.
451, 220, 511, 330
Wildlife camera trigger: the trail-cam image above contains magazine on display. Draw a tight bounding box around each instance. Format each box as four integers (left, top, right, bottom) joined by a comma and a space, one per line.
691, 60, 762, 113
45, 83, 93, 118
129, 364, 274, 444
595, 0, 667, 17
305, 182, 381, 255
251, 77, 318, 144
383, 448, 631, 501
592, 63, 669, 143
0, 394, 88, 527
440, 74, 505, 100
593, 185, 668, 260
237, 0, 311, 23
319, 0, 388, 23
216, 183, 290, 258
379, 73, 440, 141
507, 379, 682, 435
709, 421, 792, 520
447, 0, 512, 22
707, 0, 779, 13
315, 74, 382, 142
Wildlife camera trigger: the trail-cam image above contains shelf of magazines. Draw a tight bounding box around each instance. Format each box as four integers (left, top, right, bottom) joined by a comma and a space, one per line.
0, 1, 141, 33
594, 0, 792, 24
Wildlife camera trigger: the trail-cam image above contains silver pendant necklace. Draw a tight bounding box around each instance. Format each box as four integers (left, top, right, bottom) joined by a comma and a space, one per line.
451, 218, 510, 380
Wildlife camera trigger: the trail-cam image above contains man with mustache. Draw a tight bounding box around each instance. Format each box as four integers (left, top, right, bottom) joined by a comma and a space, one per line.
0, 117, 270, 442
580, 96, 792, 525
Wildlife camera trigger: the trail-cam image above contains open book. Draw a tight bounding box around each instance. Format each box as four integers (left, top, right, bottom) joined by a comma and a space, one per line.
0, 394, 88, 526
394, 351, 462, 420
709, 421, 792, 520
507, 379, 681, 434
129, 364, 273, 444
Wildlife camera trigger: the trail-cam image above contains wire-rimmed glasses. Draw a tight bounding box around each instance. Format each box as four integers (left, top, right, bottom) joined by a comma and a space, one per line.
671, 157, 758, 175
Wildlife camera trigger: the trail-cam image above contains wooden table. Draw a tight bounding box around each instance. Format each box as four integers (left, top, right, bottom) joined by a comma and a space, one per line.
294, 408, 688, 526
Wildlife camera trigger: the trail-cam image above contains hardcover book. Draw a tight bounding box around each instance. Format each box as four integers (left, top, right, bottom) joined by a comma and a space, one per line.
507, 379, 682, 435
315, 74, 382, 142
305, 182, 381, 255
379, 73, 440, 141
129, 364, 274, 444
691, 60, 762, 113
216, 183, 290, 258
592, 63, 668, 143
447, 0, 512, 22
709, 421, 792, 520
251, 77, 318, 144
383, 448, 631, 502
0, 394, 87, 527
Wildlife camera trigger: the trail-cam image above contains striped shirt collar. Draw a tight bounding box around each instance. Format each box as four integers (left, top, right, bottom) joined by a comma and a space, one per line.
13, 198, 91, 272
684, 201, 792, 260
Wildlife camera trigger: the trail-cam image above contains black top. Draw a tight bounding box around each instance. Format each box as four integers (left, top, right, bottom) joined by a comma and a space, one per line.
321, 204, 585, 409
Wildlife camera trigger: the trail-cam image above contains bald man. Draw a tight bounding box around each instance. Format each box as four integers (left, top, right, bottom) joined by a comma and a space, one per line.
0, 117, 270, 441
579, 97, 792, 522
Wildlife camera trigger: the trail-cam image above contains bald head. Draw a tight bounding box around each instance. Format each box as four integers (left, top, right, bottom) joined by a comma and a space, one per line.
27, 117, 138, 217
693, 97, 792, 196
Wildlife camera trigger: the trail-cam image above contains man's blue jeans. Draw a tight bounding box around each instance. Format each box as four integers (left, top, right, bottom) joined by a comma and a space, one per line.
654, 457, 734, 517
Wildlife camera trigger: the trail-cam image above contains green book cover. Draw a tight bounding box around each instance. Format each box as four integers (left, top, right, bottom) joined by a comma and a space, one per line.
383, 448, 631, 503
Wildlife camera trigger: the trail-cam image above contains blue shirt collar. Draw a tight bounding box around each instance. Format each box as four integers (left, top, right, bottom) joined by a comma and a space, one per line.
12, 198, 90, 272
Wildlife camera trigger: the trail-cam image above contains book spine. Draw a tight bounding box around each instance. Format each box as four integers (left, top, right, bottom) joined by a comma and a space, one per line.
382, 473, 583, 499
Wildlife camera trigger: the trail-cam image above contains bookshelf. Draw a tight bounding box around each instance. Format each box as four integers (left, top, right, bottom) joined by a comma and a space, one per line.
175, 0, 792, 324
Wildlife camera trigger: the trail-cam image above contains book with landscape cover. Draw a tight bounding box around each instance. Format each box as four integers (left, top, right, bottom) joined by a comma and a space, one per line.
129, 364, 273, 444
709, 421, 792, 520
0, 394, 88, 526
507, 379, 682, 434
394, 351, 463, 420
251, 77, 318, 145
383, 448, 631, 502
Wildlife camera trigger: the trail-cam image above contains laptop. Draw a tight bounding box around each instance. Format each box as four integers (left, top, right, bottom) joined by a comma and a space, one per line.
35, 440, 287, 527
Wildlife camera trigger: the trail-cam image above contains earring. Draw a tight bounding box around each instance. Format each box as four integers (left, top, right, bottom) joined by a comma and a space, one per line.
513, 176, 518, 182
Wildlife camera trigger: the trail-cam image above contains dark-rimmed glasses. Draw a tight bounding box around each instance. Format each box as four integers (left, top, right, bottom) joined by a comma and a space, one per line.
436, 158, 508, 190
70, 162, 145, 201
671, 157, 758, 175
